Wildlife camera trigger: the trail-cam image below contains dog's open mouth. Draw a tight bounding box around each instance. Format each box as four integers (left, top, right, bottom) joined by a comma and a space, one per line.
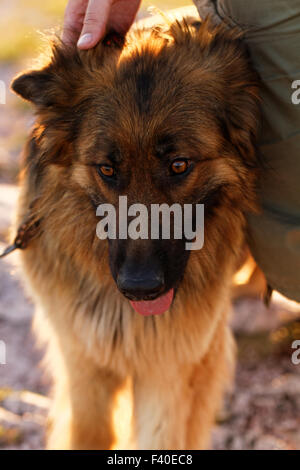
130, 289, 174, 316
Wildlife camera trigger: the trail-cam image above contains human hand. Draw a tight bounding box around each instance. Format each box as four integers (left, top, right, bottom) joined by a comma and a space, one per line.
62, 0, 141, 49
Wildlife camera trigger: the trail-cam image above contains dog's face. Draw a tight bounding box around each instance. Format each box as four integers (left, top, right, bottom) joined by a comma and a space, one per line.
12, 21, 260, 315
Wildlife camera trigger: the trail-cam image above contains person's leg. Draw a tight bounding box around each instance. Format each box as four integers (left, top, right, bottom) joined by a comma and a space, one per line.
194, 0, 300, 302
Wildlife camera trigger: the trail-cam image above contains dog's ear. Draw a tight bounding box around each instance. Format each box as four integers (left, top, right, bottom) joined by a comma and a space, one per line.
11, 34, 124, 108
223, 79, 261, 168
194, 21, 261, 168
11, 41, 81, 108
11, 69, 56, 107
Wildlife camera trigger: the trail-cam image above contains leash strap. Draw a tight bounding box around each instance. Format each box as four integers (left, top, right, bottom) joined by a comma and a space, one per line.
0, 217, 41, 259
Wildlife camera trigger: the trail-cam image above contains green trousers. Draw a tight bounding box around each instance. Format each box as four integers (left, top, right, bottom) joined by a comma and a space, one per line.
194, 0, 300, 301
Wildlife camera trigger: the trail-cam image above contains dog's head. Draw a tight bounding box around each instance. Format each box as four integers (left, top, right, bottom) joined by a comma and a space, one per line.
12, 19, 261, 315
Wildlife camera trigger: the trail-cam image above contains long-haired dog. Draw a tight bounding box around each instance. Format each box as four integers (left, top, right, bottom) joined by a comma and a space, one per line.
11, 14, 260, 449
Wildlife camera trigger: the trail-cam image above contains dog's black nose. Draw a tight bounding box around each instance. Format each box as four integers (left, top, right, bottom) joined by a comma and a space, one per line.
117, 263, 165, 301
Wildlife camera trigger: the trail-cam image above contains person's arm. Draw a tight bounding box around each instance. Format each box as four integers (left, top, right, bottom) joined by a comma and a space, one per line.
62, 0, 141, 49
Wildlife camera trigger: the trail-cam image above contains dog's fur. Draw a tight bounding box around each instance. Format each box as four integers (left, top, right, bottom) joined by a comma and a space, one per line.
11, 16, 260, 449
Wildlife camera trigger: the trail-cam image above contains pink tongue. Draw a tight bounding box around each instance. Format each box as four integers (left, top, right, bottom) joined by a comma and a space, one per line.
130, 289, 174, 316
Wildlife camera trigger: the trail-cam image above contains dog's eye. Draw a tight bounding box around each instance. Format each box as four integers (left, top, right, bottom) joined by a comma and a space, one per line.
170, 159, 189, 175
97, 165, 115, 178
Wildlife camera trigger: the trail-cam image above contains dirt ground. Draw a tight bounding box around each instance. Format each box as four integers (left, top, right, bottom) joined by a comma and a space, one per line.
0, 183, 300, 450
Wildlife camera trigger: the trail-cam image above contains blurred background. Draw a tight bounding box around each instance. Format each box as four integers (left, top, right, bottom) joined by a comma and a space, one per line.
0, 0, 300, 450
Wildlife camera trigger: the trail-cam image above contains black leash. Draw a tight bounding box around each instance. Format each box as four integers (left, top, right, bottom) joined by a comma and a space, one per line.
0, 217, 41, 259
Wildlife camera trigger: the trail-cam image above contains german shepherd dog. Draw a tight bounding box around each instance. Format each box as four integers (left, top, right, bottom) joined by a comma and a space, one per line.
11, 14, 260, 449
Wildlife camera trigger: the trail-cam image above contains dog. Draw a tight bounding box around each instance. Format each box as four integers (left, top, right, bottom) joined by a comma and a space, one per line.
11, 14, 260, 449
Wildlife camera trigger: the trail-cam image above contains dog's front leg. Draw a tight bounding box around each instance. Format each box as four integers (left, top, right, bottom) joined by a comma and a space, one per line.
185, 321, 235, 450
132, 319, 235, 450
45, 335, 125, 450
132, 364, 194, 450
